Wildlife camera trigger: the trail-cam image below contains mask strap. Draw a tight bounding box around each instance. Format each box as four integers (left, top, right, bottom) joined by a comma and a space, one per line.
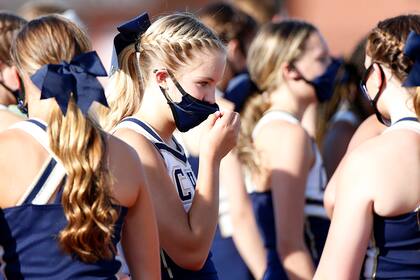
0, 80, 15, 94
289, 63, 313, 85
167, 70, 188, 97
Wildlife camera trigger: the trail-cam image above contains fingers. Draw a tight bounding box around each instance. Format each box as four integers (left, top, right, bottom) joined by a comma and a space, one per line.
215, 110, 239, 127
206, 111, 221, 128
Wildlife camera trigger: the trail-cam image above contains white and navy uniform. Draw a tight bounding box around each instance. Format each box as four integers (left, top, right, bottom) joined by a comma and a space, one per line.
0, 119, 127, 279
249, 111, 329, 266
362, 117, 420, 280
113, 117, 218, 280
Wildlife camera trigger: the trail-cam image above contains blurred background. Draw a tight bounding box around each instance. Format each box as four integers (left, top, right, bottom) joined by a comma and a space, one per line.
1, 0, 419, 70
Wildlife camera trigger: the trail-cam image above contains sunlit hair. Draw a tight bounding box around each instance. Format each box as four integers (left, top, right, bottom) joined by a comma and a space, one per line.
102, 12, 226, 131
11, 15, 118, 263
238, 20, 317, 173
0, 12, 26, 65
366, 14, 420, 118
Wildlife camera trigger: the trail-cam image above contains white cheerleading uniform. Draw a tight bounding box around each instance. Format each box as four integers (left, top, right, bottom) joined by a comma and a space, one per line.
113, 117, 218, 280
250, 110, 329, 264
113, 117, 196, 211
251, 110, 328, 216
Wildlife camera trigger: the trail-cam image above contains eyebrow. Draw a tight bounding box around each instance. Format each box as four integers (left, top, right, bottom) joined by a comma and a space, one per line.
195, 76, 215, 83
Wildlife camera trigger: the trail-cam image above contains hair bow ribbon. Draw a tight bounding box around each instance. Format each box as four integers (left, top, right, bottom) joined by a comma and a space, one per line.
31, 51, 108, 115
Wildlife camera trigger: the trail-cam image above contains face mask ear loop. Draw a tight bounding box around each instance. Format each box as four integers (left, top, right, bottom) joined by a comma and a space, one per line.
0, 80, 15, 95
167, 70, 188, 97
289, 63, 312, 84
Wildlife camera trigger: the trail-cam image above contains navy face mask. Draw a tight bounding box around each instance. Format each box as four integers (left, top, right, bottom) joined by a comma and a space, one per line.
293, 58, 342, 103
159, 71, 219, 132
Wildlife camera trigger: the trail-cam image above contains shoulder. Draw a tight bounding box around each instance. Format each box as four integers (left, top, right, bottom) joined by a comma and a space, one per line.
255, 119, 311, 151
107, 133, 147, 206
336, 134, 397, 199
0, 110, 24, 132
108, 132, 143, 170
255, 120, 313, 169
112, 127, 166, 169
0, 127, 42, 160
347, 115, 386, 152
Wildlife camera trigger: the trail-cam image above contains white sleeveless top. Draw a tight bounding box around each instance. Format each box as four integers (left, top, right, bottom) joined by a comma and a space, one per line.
385, 117, 420, 134
113, 117, 196, 212
248, 111, 328, 218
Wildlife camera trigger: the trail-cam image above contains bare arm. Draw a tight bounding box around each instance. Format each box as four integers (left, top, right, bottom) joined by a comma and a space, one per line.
314, 150, 374, 280
221, 151, 267, 279
257, 123, 315, 280
115, 111, 240, 270
122, 160, 161, 280
108, 137, 160, 279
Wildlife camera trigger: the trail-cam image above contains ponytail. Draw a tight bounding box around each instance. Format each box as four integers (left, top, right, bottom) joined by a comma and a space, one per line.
49, 100, 118, 262
102, 45, 143, 131
237, 90, 271, 174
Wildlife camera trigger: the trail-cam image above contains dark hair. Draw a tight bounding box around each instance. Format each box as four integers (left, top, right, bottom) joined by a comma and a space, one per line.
198, 2, 257, 55
0, 12, 27, 65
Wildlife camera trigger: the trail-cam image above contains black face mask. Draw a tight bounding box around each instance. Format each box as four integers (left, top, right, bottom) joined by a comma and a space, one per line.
0, 75, 27, 115
158, 71, 219, 132
292, 58, 343, 103
360, 63, 390, 126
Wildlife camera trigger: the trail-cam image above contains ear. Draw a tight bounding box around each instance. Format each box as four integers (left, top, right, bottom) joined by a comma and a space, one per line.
4, 65, 21, 90
372, 63, 384, 90
281, 62, 301, 81
227, 40, 240, 59
154, 69, 169, 88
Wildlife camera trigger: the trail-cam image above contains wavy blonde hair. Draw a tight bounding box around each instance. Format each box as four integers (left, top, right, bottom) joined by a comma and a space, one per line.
12, 15, 118, 263
238, 20, 317, 173
366, 14, 420, 118
102, 12, 226, 131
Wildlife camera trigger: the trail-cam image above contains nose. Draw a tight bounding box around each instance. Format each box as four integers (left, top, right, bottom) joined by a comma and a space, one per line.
204, 88, 216, 104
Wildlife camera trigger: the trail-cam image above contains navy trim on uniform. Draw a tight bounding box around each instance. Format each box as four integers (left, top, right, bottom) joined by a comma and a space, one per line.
172, 137, 184, 153
122, 117, 163, 142
26, 119, 47, 131
305, 198, 324, 206
155, 143, 187, 163
123, 117, 188, 163
23, 159, 57, 204
394, 117, 418, 124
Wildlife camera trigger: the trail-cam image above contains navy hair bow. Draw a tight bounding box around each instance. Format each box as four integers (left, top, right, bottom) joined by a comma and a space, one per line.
110, 12, 151, 74
30, 51, 108, 116
403, 31, 420, 87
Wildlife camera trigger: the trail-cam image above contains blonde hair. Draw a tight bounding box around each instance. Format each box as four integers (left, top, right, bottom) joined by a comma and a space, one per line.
12, 15, 118, 263
238, 20, 317, 173
366, 14, 420, 119
103, 12, 225, 131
